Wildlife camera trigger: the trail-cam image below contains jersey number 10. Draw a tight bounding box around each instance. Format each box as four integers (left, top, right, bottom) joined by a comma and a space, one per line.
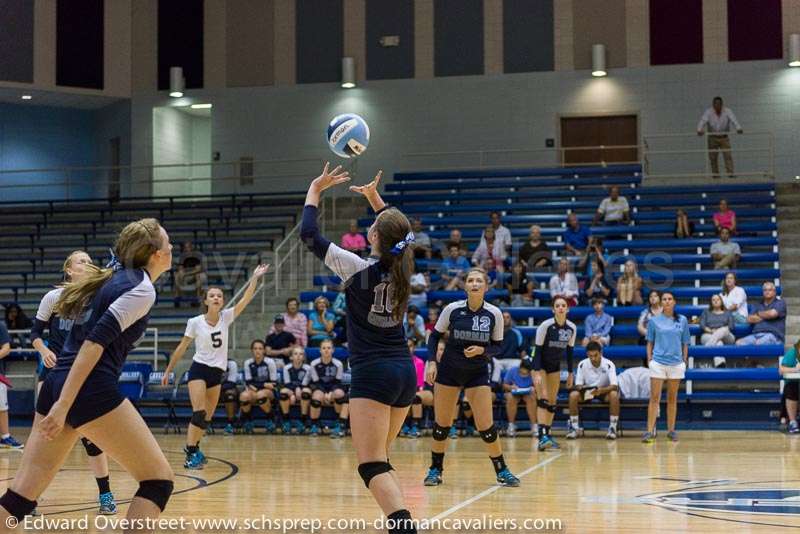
371, 282, 394, 314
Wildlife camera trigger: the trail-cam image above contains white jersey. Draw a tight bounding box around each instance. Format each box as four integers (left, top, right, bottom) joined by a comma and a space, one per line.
575, 357, 617, 389
184, 308, 236, 370
224, 360, 239, 384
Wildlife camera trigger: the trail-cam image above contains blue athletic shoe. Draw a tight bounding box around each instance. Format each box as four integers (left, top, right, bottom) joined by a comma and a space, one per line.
463, 425, 476, 437
789, 421, 799, 434
641, 432, 656, 444
205, 424, 215, 435
265, 420, 276, 434
537, 435, 559, 451
223, 423, 234, 435
193, 449, 208, 465
330, 423, 345, 439
98, 492, 117, 515
243, 422, 254, 434
400, 424, 410, 437
449, 426, 459, 440
309, 424, 320, 436
293, 421, 306, 434
667, 430, 679, 442
184, 452, 204, 470
424, 468, 443, 486
0, 436, 23, 449
496, 468, 520, 487
409, 425, 421, 439
282, 421, 292, 434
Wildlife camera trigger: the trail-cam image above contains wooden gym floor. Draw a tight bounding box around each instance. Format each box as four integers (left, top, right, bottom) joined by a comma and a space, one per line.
1, 428, 799, 533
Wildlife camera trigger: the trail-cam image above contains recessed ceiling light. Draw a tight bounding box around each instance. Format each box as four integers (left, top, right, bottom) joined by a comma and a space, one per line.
21, 95, 32, 100
190, 103, 212, 109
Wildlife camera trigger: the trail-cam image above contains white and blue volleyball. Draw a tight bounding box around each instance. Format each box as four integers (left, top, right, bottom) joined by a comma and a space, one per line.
327, 114, 370, 158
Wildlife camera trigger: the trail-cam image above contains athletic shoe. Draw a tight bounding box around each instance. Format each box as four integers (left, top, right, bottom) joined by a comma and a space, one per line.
264, 420, 276, 434
537, 435, 559, 451
243, 422, 254, 434
667, 431, 679, 442
223, 424, 235, 435
184, 452, 204, 470
641, 432, 655, 444
463, 424, 476, 437
309, 424, 320, 436
606, 427, 618, 440
98, 492, 117, 515
423, 468, 443, 486
448, 426, 458, 440
281, 421, 292, 434
506, 423, 517, 438
293, 421, 306, 434
789, 421, 800, 434
400, 424, 410, 437
0, 436, 23, 449
30, 508, 40, 517
205, 424, 215, 436
409, 425, 421, 439
565, 427, 579, 440
496, 468, 520, 487
330, 423, 344, 439
195, 449, 208, 465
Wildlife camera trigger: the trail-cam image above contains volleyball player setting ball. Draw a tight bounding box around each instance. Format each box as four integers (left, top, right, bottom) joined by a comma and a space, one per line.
533, 296, 577, 451
163, 264, 269, 469
423, 268, 520, 487
30, 251, 117, 515
0, 219, 175, 527
301, 163, 418, 534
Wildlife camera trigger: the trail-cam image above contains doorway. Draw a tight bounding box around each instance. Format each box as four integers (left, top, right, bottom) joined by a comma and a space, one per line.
152, 105, 212, 198
560, 115, 638, 166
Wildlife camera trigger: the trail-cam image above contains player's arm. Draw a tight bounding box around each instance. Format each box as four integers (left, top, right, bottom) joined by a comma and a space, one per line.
163, 336, 194, 384
349, 170, 387, 213
232, 264, 270, 318
32, 291, 59, 367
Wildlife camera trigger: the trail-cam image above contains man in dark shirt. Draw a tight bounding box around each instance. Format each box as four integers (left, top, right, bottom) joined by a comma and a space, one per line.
563, 214, 591, 256
265, 315, 297, 367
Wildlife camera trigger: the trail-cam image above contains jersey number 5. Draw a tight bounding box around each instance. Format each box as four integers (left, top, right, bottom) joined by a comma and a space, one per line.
211, 331, 222, 348
371, 282, 394, 314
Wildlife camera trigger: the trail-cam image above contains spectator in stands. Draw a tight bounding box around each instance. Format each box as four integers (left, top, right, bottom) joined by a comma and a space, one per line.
436, 229, 468, 259
0, 322, 21, 448
331, 291, 347, 343
549, 258, 579, 306
279, 297, 308, 347
307, 296, 335, 346
409, 266, 430, 308
265, 314, 297, 369
582, 298, 613, 347
713, 199, 737, 235
737, 281, 786, 346
482, 259, 502, 293
503, 358, 537, 438
577, 236, 608, 276
472, 226, 507, 268
697, 96, 743, 178
616, 259, 643, 306
563, 213, 591, 257
674, 209, 695, 238
518, 225, 552, 271
567, 341, 620, 440
341, 219, 368, 256
593, 186, 630, 227
411, 218, 433, 259
507, 261, 533, 307
425, 307, 439, 334
710, 228, 741, 269
497, 311, 526, 373
700, 294, 735, 368
487, 211, 512, 255
3, 304, 31, 348
637, 290, 662, 346
721, 272, 748, 323
585, 260, 612, 303
779, 340, 800, 434
173, 241, 207, 307
403, 306, 426, 347
441, 243, 470, 290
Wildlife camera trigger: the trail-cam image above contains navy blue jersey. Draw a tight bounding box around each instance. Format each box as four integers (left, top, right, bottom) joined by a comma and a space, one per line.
283, 363, 312, 389
533, 317, 577, 373
56, 269, 156, 382
433, 300, 504, 370
309, 357, 344, 386
243, 357, 278, 388
301, 205, 408, 366
31, 288, 72, 357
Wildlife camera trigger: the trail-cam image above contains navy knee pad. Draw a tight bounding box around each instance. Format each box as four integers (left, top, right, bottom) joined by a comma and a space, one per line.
190, 410, 208, 429
479, 425, 498, 443
310, 399, 322, 408
334, 396, 347, 405
134, 479, 174, 512
81, 437, 103, 457
412, 395, 422, 405
222, 389, 238, 403
254, 397, 267, 406
279, 392, 290, 401
432, 423, 450, 441
300, 391, 311, 400
357, 461, 392, 489
461, 401, 471, 412
0, 489, 37, 521
537, 399, 556, 413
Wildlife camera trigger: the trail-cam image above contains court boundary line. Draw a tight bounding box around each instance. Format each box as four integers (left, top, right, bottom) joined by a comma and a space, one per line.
429, 453, 563, 522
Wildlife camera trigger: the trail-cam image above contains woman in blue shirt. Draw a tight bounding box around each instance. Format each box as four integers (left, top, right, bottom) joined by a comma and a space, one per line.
307, 296, 335, 346
644, 291, 690, 443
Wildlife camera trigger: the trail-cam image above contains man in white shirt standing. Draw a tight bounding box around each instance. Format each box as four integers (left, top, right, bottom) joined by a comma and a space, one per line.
484, 212, 512, 257
697, 96, 743, 178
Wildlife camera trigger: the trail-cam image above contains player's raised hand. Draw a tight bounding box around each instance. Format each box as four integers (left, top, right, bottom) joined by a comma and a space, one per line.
310, 162, 350, 193
349, 170, 382, 199
253, 264, 270, 279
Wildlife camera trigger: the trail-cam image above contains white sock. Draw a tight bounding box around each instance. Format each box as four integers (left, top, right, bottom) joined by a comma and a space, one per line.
532, 423, 539, 435
570, 416, 579, 428
1, 434, 9, 439
610, 416, 619, 429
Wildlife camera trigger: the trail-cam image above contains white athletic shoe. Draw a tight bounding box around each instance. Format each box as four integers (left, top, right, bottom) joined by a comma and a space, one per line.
506, 423, 517, 438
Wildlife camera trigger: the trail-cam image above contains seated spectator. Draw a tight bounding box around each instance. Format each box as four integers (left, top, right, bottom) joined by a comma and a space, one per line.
582, 298, 613, 347
593, 185, 630, 226
425, 307, 439, 334
567, 341, 619, 440
409, 267, 429, 309
779, 340, 800, 434
503, 357, 537, 438
721, 271, 748, 323
472, 226, 507, 267
341, 219, 368, 256
441, 243, 471, 290
518, 225, 552, 270
674, 209, 695, 238
737, 281, 786, 346
577, 236, 608, 276
403, 306, 426, 346
486, 211, 513, 256
699, 294, 734, 368
713, 198, 737, 235
331, 291, 347, 343
497, 311, 526, 373
0, 322, 20, 448
276, 297, 308, 348
563, 213, 591, 257
436, 229, 468, 259
265, 314, 297, 369
616, 259, 643, 306
585, 260, 612, 303
710, 228, 741, 269
307, 296, 335, 347
637, 290, 662, 346
549, 258, 579, 306
616, 366, 651, 400
482, 259, 502, 292
411, 218, 433, 259
507, 261, 533, 307
173, 241, 207, 307
3, 304, 31, 348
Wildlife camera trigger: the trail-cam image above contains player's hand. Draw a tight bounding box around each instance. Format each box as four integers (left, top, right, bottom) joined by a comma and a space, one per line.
425, 361, 437, 384
533, 372, 543, 391
349, 170, 382, 199
566, 373, 574, 389
42, 349, 57, 368
697, 130, 704, 136
161, 372, 171, 386
252, 264, 270, 279
39, 402, 68, 441
310, 162, 351, 193
463, 346, 485, 358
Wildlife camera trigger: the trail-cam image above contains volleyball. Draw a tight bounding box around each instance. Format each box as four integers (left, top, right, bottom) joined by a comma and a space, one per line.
327, 113, 370, 158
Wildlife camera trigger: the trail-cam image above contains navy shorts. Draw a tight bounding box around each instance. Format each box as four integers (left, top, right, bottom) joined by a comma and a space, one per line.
349, 358, 417, 408
786, 381, 799, 402
539, 355, 561, 374
37, 364, 51, 383
187, 361, 225, 388
312, 382, 343, 394
436, 358, 490, 389
36, 370, 124, 429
